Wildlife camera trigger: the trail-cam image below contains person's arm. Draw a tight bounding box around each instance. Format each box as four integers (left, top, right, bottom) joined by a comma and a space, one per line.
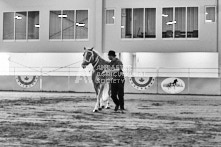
102, 61, 123, 75
109, 63, 123, 73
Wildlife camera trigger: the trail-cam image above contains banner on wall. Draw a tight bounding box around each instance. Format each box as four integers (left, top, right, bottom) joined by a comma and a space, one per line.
129, 77, 155, 91
15, 76, 39, 88
161, 78, 185, 94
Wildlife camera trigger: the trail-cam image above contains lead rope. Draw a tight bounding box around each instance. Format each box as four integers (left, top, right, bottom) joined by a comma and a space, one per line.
8, 58, 82, 76
8, 58, 49, 76
43, 60, 82, 75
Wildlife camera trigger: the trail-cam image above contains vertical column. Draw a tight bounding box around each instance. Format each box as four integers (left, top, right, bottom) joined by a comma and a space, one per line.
95, 0, 104, 53
40, 9, 50, 42
0, 1, 6, 42
218, 0, 221, 68
218, 0, 221, 94
120, 53, 134, 76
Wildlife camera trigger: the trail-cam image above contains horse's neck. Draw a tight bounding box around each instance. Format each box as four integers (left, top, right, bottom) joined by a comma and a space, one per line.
98, 57, 109, 65
93, 53, 109, 71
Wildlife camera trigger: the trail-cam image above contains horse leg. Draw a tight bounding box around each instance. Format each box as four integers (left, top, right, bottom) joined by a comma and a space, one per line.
93, 83, 99, 113
100, 83, 111, 109
93, 94, 100, 112
105, 101, 110, 109
98, 84, 105, 111
93, 84, 105, 112
100, 83, 110, 109
105, 83, 111, 109
93, 92, 100, 112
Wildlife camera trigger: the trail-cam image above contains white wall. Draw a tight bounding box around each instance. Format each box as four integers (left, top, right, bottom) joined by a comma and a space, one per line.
135, 52, 219, 77
219, 0, 221, 70
7, 53, 91, 76
136, 52, 218, 68
9, 53, 83, 67
0, 0, 218, 53
0, 53, 10, 75
104, 0, 218, 53
0, 0, 99, 53
0, 0, 220, 77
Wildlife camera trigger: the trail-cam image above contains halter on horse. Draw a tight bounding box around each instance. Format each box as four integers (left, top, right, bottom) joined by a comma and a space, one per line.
82, 47, 111, 112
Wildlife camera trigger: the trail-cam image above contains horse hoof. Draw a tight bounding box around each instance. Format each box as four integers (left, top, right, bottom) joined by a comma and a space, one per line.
93, 109, 98, 113
101, 106, 105, 109
98, 108, 102, 111
106, 106, 111, 109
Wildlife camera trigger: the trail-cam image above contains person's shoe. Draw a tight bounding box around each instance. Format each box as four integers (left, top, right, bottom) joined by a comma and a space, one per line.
114, 105, 119, 112
119, 109, 124, 113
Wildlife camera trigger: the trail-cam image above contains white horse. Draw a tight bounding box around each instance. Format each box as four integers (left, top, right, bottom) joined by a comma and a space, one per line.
81, 47, 111, 112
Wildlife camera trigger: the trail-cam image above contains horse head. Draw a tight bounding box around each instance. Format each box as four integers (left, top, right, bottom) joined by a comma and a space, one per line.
81, 47, 97, 69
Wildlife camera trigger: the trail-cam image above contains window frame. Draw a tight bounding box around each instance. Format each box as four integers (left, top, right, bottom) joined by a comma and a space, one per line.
133, 8, 144, 39
162, 6, 199, 40
105, 8, 115, 25
62, 10, 76, 40
75, 9, 89, 41
3, 11, 40, 42
175, 7, 187, 39
162, 7, 174, 40
205, 6, 216, 23
28, 11, 40, 41
49, 10, 62, 41
49, 9, 89, 41
15, 11, 27, 41
121, 8, 133, 39
187, 7, 199, 40
145, 8, 157, 40
121, 7, 157, 40
3, 12, 15, 41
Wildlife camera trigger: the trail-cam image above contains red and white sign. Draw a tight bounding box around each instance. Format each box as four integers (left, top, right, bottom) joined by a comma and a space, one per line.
15, 76, 39, 88
129, 77, 155, 91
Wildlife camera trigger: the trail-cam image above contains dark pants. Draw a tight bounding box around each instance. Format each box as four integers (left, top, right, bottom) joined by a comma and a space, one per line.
110, 79, 125, 110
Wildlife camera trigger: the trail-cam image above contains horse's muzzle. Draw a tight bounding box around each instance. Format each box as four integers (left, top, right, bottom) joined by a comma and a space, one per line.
81, 64, 87, 69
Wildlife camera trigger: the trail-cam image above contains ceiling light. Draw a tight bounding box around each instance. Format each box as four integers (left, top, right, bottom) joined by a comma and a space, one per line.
162, 14, 168, 17
35, 24, 40, 28
166, 20, 176, 25
63, 14, 67, 18
76, 23, 85, 27
206, 20, 212, 22
15, 16, 22, 19
58, 14, 67, 18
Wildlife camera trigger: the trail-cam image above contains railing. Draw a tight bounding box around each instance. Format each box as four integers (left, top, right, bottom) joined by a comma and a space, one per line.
0, 66, 220, 78
0, 66, 220, 95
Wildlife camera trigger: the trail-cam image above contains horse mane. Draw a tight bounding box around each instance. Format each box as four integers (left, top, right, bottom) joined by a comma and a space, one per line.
92, 50, 110, 64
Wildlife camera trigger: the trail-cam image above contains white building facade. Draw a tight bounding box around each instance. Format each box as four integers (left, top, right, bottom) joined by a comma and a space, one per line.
0, 0, 220, 95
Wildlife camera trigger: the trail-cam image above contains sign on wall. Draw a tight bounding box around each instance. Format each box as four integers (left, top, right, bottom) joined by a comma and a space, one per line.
161, 78, 185, 94
129, 77, 155, 91
15, 76, 39, 88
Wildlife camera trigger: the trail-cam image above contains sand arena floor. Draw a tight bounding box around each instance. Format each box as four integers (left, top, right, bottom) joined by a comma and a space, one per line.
0, 92, 221, 146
